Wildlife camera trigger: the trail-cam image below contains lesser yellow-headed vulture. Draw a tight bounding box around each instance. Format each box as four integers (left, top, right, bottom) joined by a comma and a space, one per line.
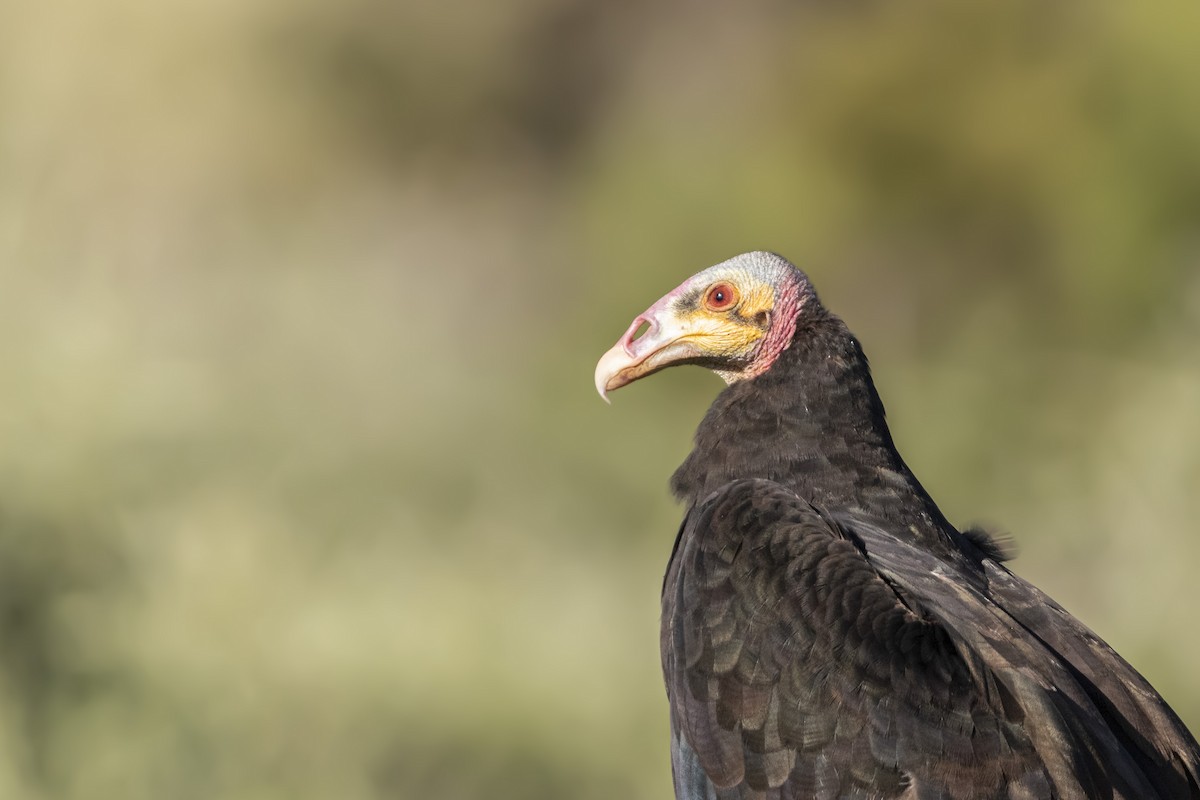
595, 252, 1200, 800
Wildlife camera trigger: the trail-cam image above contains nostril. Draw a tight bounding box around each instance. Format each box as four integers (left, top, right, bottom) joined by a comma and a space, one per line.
621, 314, 658, 355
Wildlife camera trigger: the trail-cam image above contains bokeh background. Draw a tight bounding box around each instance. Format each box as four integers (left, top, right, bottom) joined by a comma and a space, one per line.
1, 0, 1199, 797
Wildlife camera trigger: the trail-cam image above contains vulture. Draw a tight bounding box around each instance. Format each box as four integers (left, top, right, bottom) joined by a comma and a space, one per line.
594, 252, 1200, 800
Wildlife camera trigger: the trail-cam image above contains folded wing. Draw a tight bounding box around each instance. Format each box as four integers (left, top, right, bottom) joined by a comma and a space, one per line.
662, 478, 1200, 799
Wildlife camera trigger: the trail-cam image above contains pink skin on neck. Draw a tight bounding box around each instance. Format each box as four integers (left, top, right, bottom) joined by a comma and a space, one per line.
735, 276, 803, 382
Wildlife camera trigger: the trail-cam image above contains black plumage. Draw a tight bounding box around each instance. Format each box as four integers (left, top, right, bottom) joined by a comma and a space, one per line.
596, 252, 1200, 799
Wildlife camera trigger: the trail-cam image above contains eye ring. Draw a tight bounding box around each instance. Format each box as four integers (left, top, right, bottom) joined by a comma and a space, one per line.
704, 281, 739, 312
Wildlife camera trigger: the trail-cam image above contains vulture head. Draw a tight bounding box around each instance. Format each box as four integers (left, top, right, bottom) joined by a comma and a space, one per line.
594, 251, 818, 401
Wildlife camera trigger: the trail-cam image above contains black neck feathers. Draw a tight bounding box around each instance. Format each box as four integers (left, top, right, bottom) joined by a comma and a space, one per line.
670, 308, 954, 546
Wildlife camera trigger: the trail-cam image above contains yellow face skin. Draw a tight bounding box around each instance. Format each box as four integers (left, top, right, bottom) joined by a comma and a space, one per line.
594, 267, 778, 400
688, 278, 775, 358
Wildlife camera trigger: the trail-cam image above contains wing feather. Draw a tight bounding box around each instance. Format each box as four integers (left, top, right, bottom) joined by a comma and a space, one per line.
663, 478, 1200, 799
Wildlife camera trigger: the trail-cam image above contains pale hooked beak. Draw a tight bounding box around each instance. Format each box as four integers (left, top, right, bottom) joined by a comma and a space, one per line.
594, 302, 702, 402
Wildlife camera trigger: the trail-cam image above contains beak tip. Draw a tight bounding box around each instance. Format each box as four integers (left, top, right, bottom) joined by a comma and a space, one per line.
594, 342, 627, 404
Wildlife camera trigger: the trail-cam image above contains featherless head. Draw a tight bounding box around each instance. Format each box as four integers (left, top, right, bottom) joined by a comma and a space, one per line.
595, 252, 818, 401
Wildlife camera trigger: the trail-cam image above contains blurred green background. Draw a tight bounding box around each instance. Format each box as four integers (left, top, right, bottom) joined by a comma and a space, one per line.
1, 0, 1199, 797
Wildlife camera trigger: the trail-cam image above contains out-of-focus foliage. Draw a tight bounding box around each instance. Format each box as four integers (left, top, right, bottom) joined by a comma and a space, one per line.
0, 0, 1198, 797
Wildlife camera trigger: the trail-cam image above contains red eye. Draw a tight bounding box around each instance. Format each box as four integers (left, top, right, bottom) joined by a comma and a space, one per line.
704, 282, 739, 312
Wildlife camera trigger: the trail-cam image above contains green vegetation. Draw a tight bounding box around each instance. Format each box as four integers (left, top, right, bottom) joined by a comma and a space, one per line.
0, 0, 1197, 797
